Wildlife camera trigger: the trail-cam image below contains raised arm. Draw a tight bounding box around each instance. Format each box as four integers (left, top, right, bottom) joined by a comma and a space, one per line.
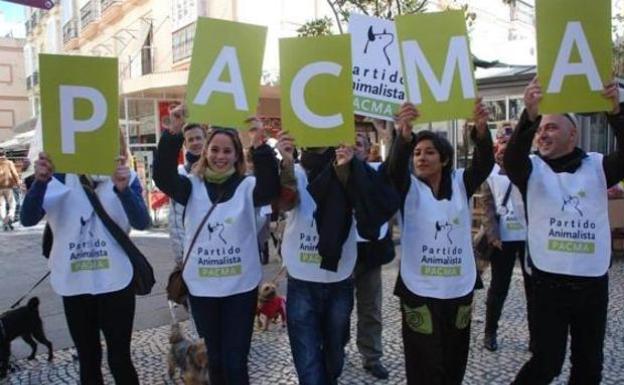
20, 152, 54, 226
601, 82, 624, 187
248, 119, 280, 207
463, 98, 495, 198
385, 103, 419, 200
275, 131, 299, 212
504, 78, 542, 195
153, 130, 192, 205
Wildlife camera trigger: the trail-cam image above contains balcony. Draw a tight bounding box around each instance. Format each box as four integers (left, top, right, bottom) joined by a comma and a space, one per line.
32, 71, 39, 87
24, 19, 32, 36
100, 0, 122, 24
80, 0, 100, 39
63, 20, 79, 49
26, 75, 32, 90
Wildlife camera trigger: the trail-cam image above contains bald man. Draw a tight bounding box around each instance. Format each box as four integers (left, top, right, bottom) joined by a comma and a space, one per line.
505, 78, 624, 385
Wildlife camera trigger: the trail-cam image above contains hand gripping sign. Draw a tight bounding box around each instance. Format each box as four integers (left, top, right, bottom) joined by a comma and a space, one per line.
536, 0, 612, 114
40, 54, 119, 175
186, 17, 267, 129
280, 35, 355, 147
396, 11, 477, 123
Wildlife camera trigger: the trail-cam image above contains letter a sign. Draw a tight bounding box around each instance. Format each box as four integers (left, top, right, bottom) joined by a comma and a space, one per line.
40, 54, 119, 175
396, 11, 477, 123
537, 0, 612, 114
186, 18, 267, 128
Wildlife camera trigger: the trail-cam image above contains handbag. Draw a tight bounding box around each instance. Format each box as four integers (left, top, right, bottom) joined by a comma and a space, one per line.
473, 181, 513, 262
79, 175, 155, 296
167, 187, 224, 304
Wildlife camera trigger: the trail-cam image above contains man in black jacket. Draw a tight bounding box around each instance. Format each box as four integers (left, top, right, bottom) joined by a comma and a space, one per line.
352, 131, 395, 379
506, 77, 624, 385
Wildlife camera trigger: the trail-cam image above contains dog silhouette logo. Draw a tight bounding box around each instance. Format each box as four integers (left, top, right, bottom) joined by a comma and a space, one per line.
206, 217, 235, 245
434, 218, 459, 244
363, 25, 394, 66
561, 191, 585, 216
79, 214, 95, 238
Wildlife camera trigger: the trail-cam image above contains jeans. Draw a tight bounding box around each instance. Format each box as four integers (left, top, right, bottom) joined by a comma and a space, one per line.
287, 276, 354, 385
354, 263, 383, 366
62, 285, 138, 385
189, 287, 257, 385
512, 273, 608, 385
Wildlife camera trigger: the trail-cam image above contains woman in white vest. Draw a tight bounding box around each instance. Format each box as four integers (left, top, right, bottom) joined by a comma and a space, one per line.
20, 151, 151, 385
480, 122, 532, 352
153, 121, 279, 385
507, 79, 624, 385
387, 101, 493, 385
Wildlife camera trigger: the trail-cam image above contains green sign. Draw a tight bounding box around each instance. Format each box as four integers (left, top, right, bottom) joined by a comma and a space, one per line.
40, 54, 119, 175
537, 0, 612, 114
280, 34, 355, 147
186, 17, 267, 129
396, 11, 476, 123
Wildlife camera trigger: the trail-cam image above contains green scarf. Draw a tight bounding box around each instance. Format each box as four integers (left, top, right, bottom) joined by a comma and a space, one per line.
203, 166, 235, 184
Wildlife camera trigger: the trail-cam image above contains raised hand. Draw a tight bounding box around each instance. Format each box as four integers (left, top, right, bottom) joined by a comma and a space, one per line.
473, 97, 490, 139
602, 80, 621, 115
395, 103, 420, 142
167, 104, 187, 135
276, 131, 295, 164
335, 145, 354, 166
34, 152, 54, 183
112, 155, 130, 192
524, 77, 542, 122
247, 117, 266, 149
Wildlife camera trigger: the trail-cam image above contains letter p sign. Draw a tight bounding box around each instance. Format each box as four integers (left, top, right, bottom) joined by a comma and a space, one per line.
59, 86, 107, 154
40, 54, 119, 175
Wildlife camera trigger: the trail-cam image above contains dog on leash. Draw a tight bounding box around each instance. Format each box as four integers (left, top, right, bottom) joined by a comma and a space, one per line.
0, 297, 53, 379
256, 281, 286, 331
168, 323, 210, 384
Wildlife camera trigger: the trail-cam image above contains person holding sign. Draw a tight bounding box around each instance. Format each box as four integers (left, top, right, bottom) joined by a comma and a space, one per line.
20, 145, 150, 385
352, 131, 395, 380
153, 120, 279, 385
507, 78, 624, 385
386, 100, 493, 385
480, 123, 533, 352
277, 133, 398, 385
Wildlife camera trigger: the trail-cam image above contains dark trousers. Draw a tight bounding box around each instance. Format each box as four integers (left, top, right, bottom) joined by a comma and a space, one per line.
189, 287, 257, 385
485, 241, 533, 338
287, 276, 354, 385
512, 274, 608, 385
62, 285, 138, 385
400, 292, 473, 385
354, 263, 383, 367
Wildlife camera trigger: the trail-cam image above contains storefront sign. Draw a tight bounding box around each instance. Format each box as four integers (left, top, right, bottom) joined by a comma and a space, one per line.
40, 54, 119, 175
186, 17, 267, 129
280, 34, 355, 147
536, 0, 612, 114
396, 11, 476, 123
349, 13, 405, 121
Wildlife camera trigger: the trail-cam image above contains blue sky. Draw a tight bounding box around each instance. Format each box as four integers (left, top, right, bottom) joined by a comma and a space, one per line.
0, 1, 26, 22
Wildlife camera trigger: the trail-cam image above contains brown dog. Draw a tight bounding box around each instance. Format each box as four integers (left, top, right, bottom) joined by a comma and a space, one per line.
256, 282, 287, 331
167, 323, 209, 384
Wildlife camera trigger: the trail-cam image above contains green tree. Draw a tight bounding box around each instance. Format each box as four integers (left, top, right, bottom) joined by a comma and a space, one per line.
614, 12, 624, 76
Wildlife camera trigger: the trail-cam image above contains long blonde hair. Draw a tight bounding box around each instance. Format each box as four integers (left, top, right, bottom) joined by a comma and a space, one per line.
192, 127, 246, 177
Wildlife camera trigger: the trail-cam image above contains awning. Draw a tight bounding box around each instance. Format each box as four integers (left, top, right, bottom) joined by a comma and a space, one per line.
0, 130, 35, 150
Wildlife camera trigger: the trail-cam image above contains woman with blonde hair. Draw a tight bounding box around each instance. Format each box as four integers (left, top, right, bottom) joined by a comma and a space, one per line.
154, 120, 280, 385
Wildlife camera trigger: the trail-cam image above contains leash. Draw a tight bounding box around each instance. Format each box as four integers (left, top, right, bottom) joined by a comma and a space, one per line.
9, 271, 50, 309
270, 266, 287, 285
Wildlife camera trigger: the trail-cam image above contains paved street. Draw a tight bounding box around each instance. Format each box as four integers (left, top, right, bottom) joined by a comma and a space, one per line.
1, 224, 624, 384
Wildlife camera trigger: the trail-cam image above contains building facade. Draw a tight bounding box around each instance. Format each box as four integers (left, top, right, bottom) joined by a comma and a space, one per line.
0, 37, 29, 143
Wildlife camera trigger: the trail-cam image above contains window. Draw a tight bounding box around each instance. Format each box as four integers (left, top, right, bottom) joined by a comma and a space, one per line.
172, 22, 196, 63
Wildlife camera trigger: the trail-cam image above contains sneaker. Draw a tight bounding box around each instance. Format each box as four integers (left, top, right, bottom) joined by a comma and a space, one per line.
484, 332, 498, 351
364, 362, 389, 380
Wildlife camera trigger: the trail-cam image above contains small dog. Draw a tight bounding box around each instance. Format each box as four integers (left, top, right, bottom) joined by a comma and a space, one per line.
168, 323, 210, 384
256, 282, 286, 331
0, 297, 53, 379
